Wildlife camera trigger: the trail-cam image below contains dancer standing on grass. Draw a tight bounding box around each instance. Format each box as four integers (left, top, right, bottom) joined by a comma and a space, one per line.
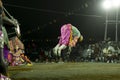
53, 23, 83, 62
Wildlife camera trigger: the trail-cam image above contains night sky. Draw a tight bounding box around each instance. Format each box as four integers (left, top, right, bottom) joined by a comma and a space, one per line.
2, 0, 120, 45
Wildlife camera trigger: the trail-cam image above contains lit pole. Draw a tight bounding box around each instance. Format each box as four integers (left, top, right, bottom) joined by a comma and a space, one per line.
104, 11, 108, 41
103, 0, 120, 42
113, 0, 120, 42
115, 8, 119, 42
103, 0, 111, 41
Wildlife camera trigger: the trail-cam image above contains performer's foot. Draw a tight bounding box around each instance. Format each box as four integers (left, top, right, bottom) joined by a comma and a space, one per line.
58, 58, 64, 63
27, 63, 33, 66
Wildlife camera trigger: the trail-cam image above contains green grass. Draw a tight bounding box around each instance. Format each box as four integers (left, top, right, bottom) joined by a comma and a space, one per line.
9, 62, 120, 80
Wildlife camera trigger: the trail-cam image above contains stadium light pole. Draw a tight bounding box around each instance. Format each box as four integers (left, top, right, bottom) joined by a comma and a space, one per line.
103, 0, 120, 42
103, 0, 112, 41
104, 11, 108, 41
112, 0, 120, 42
115, 8, 119, 42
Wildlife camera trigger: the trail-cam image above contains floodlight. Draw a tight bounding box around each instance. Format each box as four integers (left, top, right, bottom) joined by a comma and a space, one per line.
111, 0, 120, 8
103, 0, 112, 10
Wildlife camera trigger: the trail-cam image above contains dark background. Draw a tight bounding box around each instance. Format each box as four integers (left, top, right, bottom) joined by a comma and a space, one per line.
2, 0, 120, 47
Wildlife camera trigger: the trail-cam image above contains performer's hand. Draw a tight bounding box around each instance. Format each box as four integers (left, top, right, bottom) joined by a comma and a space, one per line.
69, 40, 76, 47
58, 36, 60, 39
74, 36, 79, 42
69, 42, 73, 47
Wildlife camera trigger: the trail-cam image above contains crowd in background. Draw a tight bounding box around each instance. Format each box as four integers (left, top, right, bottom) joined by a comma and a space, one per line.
23, 40, 120, 63
4, 36, 120, 66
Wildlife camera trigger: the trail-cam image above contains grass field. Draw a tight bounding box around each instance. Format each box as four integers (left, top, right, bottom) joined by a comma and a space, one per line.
9, 62, 120, 80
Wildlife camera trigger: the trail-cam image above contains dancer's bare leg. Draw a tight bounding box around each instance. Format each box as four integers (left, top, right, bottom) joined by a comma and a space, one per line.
53, 44, 60, 56
58, 44, 67, 62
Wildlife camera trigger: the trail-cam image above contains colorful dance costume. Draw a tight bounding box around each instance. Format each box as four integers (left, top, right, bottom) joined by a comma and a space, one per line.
53, 23, 81, 60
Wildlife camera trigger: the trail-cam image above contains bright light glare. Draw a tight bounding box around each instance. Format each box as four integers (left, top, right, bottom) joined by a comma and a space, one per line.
103, 0, 120, 10
103, 0, 112, 10
111, 0, 120, 8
